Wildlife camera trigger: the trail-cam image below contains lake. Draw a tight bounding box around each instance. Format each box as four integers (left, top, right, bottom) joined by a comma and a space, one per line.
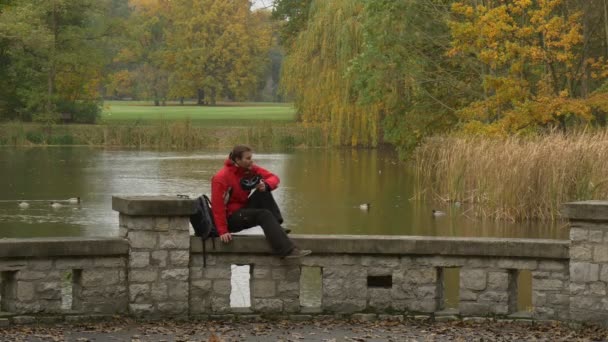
0, 146, 565, 239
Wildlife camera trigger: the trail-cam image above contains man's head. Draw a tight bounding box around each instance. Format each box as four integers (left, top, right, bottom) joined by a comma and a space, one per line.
229, 145, 253, 169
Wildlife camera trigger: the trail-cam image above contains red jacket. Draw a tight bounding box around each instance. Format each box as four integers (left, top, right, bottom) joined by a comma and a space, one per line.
211, 159, 280, 235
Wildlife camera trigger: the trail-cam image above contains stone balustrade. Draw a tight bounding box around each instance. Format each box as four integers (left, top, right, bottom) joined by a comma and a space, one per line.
0, 197, 606, 326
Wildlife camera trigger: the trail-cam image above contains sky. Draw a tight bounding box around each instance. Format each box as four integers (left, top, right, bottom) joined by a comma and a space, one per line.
251, 0, 273, 10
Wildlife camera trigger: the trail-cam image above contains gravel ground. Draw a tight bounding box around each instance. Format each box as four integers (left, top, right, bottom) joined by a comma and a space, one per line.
1, 317, 607, 342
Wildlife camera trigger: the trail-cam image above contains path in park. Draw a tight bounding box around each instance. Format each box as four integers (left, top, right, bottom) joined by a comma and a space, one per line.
1, 317, 606, 342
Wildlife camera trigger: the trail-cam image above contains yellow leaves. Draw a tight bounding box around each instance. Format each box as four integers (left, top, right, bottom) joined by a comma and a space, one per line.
449, 0, 604, 135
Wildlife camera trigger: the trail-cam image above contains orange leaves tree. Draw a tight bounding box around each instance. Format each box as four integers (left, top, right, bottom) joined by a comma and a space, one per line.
449, 0, 608, 134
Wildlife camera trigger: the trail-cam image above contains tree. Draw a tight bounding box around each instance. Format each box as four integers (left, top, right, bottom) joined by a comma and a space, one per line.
107, 0, 170, 105
0, 0, 119, 123
164, 0, 272, 105
280, 0, 377, 146
350, 0, 476, 153
271, 0, 312, 49
449, 0, 608, 134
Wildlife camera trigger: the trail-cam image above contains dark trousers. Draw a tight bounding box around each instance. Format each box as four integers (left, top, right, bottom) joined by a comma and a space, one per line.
227, 190, 294, 256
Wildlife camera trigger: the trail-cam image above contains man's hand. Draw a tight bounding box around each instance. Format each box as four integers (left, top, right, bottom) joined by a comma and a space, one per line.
256, 180, 267, 192
220, 233, 232, 243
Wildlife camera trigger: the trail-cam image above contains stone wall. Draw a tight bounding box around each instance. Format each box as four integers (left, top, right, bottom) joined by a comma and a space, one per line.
3, 197, 608, 325
563, 201, 608, 324
185, 230, 569, 321
0, 238, 128, 322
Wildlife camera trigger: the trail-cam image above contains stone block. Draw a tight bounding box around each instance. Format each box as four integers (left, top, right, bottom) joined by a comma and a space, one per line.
0, 260, 27, 271
150, 250, 168, 267
202, 267, 231, 279
289, 315, 313, 321
15, 270, 56, 281
570, 228, 588, 241
190, 280, 212, 297
496, 259, 538, 270
211, 297, 231, 313
212, 280, 231, 296
460, 269, 487, 291
570, 262, 599, 283
277, 281, 298, 295
460, 289, 478, 301
159, 231, 190, 249
16, 281, 35, 301
82, 269, 121, 286
569, 283, 586, 295
478, 291, 508, 303
156, 217, 170, 230
547, 293, 569, 306
128, 231, 158, 249
570, 245, 592, 261
253, 280, 276, 298
94, 257, 127, 268
323, 277, 366, 299
169, 250, 189, 267
361, 256, 400, 267
253, 267, 271, 279
0, 318, 9, 327
129, 284, 151, 303
129, 303, 154, 316
36, 282, 61, 300
168, 282, 189, 301
538, 260, 566, 272
533, 279, 564, 291
594, 246, 608, 263
323, 266, 365, 279
151, 283, 168, 301
130, 270, 158, 283
459, 302, 491, 316
406, 268, 437, 284
158, 301, 188, 315
26, 260, 53, 271
590, 230, 604, 243
161, 268, 189, 281
487, 271, 509, 291
169, 217, 190, 231
283, 298, 301, 313
129, 251, 150, 268
118, 227, 128, 238
600, 265, 608, 282
55, 258, 94, 270
407, 299, 437, 313
253, 298, 283, 312
589, 282, 606, 296
414, 285, 437, 298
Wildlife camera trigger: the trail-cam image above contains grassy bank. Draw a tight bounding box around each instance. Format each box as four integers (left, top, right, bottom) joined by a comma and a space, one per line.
0, 121, 327, 149
0, 102, 329, 149
102, 100, 296, 125
413, 131, 608, 222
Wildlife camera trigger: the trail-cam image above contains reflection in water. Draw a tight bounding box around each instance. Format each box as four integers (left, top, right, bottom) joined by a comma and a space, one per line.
0, 147, 566, 240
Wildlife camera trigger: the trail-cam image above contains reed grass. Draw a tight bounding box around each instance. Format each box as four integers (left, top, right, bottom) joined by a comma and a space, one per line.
412, 130, 608, 221
0, 120, 327, 150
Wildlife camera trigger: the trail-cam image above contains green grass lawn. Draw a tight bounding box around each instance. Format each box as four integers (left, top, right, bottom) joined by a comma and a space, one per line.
101, 100, 296, 126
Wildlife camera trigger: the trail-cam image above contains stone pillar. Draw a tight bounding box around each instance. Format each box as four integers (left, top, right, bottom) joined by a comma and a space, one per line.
563, 200, 608, 324
113, 196, 196, 318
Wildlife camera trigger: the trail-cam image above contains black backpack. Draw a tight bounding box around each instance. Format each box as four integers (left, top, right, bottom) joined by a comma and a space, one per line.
189, 194, 219, 267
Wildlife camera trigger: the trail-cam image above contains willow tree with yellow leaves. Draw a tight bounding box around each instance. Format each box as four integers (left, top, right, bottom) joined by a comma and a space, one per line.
280, 0, 382, 147
164, 0, 272, 105
449, 0, 608, 134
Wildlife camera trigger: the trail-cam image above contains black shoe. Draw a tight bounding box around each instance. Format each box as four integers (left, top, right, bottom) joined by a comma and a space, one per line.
283, 248, 312, 259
